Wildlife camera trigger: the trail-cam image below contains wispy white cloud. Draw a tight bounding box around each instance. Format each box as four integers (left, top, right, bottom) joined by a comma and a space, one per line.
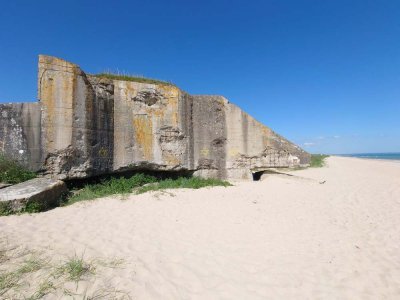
316, 136, 325, 140
303, 142, 315, 146
333, 135, 340, 139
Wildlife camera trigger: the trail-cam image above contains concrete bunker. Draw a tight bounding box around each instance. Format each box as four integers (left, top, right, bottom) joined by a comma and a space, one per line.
0, 55, 311, 182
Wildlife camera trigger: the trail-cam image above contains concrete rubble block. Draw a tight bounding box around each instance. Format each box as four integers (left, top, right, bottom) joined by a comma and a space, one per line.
0, 178, 67, 214
0, 183, 11, 189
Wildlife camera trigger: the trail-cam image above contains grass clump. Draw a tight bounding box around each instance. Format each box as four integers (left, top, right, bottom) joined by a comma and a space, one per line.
310, 154, 329, 167
28, 280, 55, 300
17, 256, 46, 274
0, 240, 131, 299
18, 257, 43, 274
0, 202, 12, 217
0, 154, 36, 184
0, 255, 48, 296
56, 254, 95, 282
22, 198, 57, 214
93, 72, 175, 86
66, 173, 157, 204
0, 271, 20, 296
1, 198, 56, 217
136, 176, 232, 194
66, 173, 231, 205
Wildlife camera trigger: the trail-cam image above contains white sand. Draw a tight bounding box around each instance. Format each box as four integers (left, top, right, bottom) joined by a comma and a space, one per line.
1, 156, 400, 299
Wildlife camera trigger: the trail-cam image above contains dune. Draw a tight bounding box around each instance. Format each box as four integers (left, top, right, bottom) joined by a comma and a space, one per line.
1, 156, 400, 299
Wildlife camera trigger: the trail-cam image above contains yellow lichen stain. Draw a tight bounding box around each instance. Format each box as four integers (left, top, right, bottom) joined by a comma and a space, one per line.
228, 148, 239, 158
172, 112, 179, 126
148, 107, 164, 119
217, 98, 226, 106
168, 96, 180, 126
39, 58, 79, 152
163, 152, 180, 166
133, 115, 153, 160
125, 83, 136, 100
98, 147, 108, 157
169, 96, 178, 105
200, 148, 209, 157
159, 85, 180, 98
63, 74, 74, 109
41, 72, 55, 150
158, 85, 180, 125
262, 126, 272, 136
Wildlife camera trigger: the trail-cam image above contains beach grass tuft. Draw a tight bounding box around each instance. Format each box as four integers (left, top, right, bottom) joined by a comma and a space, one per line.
0, 253, 49, 296
0, 271, 20, 296
56, 254, 95, 282
310, 154, 329, 167
0, 241, 130, 298
17, 256, 46, 274
29, 280, 55, 300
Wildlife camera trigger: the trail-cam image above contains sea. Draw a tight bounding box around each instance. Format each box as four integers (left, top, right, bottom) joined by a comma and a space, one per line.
340, 153, 400, 161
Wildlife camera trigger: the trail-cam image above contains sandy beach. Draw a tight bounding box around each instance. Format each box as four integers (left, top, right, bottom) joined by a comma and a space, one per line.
1, 156, 400, 299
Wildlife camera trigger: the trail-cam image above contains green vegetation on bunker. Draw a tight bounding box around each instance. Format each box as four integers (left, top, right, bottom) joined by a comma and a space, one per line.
92, 72, 175, 86
65, 173, 231, 205
136, 176, 232, 194
310, 154, 329, 167
0, 154, 36, 184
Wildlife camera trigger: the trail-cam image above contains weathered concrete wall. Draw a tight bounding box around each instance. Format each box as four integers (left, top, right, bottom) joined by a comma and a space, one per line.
0, 55, 310, 180
190, 96, 309, 180
0, 102, 42, 170
39, 56, 114, 179
112, 81, 192, 172
224, 101, 309, 179
191, 95, 227, 179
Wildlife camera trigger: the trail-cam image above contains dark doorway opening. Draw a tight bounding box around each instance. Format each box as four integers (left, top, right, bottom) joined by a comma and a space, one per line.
252, 171, 264, 181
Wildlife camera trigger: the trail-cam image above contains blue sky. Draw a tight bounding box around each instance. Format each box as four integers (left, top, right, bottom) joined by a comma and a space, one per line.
0, 0, 399, 154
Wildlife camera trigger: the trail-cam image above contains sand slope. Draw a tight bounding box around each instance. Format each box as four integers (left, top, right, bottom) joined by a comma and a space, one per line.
1, 157, 400, 299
